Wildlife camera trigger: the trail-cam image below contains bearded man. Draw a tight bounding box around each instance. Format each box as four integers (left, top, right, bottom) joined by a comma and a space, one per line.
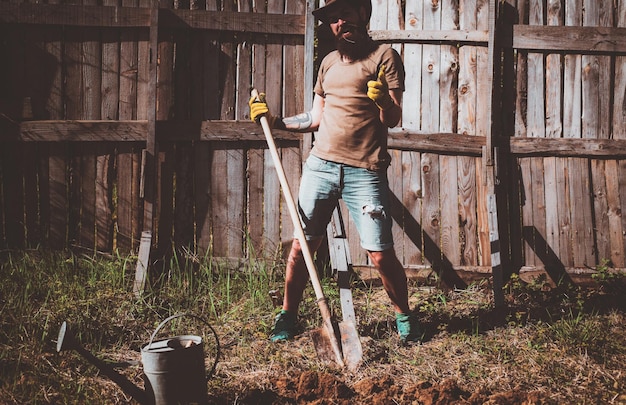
249, 0, 421, 345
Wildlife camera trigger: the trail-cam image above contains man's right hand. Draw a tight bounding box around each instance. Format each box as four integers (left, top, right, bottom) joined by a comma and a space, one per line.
249, 92, 279, 128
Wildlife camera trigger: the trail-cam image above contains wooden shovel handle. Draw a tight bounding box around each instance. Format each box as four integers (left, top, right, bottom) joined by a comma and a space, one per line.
250, 89, 328, 304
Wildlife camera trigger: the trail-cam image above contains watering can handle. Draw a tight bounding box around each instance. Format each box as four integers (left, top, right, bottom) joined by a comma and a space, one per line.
148, 313, 221, 380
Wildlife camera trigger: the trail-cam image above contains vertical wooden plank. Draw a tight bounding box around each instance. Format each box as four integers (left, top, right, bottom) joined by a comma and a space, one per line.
440, 0, 461, 266
569, 0, 597, 266
543, 0, 562, 266
194, 0, 219, 255
545, 0, 572, 272
232, 0, 254, 259
99, 0, 119, 252
263, 148, 281, 254
247, 147, 265, 256
421, 153, 440, 270
607, 2, 626, 267
22, 29, 43, 248
1, 21, 25, 248
37, 0, 64, 248
389, 150, 404, 256
79, 0, 102, 251
116, 0, 140, 253
194, 141, 213, 253
219, 0, 244, 258
523, 0, 545, 267
173, 0, 195, 252
588, 0, 613, 265
559, 0, 579, 269
189, 0, 206, 121
484, 0, 504, 305
302, 0, 316, 161
473, 0, 488, 267
227, 146, 246, 258
403, 0, 422, 130
494, 0, 525, 277
264, 0, 284, 256
1, 145, 25, 248
618, 158, 626, 267
459, 0, 481, 270
246, 0, 268, 256
281, 0, 305, 249
420, 0, 442, 270
187, 0, 209, 255
370, 0, 388, 31
174, 142, 195, 250
513, 0, 532, 268
563, 0, 588, 268
155, 0, 175, 256
63, 0, 83, 247
402, 152, 423, 265
402, 0, 424, 265
133, 0, 159, 294
211, 147, 229, 256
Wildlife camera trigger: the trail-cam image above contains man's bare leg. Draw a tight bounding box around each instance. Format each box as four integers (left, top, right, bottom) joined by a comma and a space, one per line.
367, 247, 410, 313
282, 238, 323, 312
270, 238, 324, 342
368, 247, 421, 343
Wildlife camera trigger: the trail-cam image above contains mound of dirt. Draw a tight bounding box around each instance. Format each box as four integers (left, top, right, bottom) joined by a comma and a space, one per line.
208, 371, 553, 404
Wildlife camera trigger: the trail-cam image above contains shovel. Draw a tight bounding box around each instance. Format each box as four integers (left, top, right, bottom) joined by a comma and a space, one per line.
251, 89, 361, 370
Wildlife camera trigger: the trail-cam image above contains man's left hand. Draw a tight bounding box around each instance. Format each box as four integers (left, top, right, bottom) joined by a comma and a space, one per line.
367, 65, 394, 111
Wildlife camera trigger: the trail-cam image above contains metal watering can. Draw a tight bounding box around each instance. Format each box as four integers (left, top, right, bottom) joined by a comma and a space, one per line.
56, 313, 220, 405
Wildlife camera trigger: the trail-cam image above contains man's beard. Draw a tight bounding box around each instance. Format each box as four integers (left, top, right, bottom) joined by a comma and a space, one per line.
335, 25, 375, 61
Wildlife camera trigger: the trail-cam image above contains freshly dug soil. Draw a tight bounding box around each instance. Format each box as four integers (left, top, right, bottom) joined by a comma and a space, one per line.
207, 371, 553, 404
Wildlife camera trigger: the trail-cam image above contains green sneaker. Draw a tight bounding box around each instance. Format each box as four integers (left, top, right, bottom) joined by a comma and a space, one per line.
269, 310, 296, 342
395, 312, 421, 344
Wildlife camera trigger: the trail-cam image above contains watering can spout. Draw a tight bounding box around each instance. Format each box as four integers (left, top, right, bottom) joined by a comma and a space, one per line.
56, 321, 150, 404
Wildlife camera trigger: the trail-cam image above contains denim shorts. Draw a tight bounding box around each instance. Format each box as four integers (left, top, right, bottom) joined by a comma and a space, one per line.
297, 154, 394, 251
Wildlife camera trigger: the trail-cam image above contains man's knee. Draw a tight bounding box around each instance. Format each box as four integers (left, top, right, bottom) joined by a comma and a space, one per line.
367, 247, 399, 268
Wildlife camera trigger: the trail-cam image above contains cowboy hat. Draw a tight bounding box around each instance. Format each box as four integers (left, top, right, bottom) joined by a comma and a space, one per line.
312, 0, 372, 25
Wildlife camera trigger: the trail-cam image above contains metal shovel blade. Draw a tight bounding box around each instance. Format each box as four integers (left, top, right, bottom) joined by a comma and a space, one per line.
339, 321, 362, 371
311, 328, 337, 365
310, 318, 345, 368
311, 321, 362, 371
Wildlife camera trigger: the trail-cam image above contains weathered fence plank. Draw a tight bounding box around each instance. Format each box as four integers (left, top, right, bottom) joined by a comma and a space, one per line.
458, 0, 478, 268
440, 0, 460, 266
401, 0, 423, 266
420, 0, 442, 270
588, 0, 613, 265
155, 0, 175, 256
249, 0, 268, 256
608, 1, 626, 268
116, 0, 140, 252
544, 0, 562, 268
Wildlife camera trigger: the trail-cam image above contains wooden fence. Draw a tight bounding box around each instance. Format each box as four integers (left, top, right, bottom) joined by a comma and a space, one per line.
1, 0, 625, 286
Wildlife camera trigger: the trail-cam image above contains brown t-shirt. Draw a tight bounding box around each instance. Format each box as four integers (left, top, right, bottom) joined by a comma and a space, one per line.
312, 43, 405, 171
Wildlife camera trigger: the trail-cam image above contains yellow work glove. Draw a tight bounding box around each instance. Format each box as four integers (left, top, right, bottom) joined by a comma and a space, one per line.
367, 65, 395, 111
248, 92, 279, 128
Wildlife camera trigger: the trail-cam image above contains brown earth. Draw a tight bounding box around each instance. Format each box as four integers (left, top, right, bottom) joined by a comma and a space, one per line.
207, 371, 552, 404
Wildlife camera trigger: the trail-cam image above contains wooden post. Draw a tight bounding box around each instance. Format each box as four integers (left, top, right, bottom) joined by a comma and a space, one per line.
302, 0, 316, 160
486, 0, 505, 308
134, 1, 159, 296
326, 206, 357, 325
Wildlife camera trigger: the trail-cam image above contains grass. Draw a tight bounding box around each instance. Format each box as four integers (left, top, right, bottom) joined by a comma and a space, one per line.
0, 248, 625, 404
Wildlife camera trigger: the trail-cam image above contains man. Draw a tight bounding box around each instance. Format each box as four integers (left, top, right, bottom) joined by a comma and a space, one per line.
249, 0, 421, 344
